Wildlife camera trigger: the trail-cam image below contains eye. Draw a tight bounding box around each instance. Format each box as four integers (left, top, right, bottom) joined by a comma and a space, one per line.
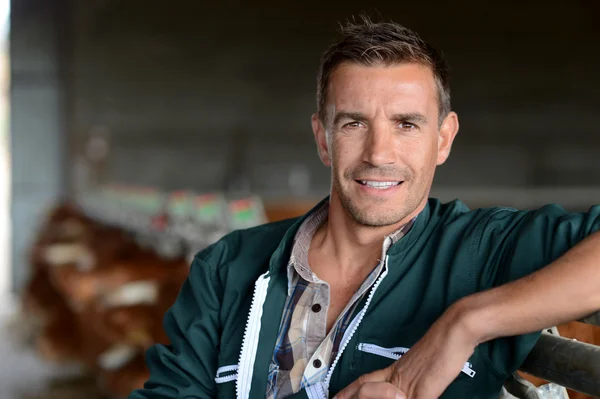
399, 122, 417, 131
343, 121, 364, 129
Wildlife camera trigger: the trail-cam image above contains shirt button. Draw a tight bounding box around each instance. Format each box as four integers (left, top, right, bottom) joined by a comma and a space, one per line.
311, 303, 322, 313
313, 359, 322, 368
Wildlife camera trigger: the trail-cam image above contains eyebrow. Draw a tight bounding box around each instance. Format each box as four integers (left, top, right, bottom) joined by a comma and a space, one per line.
332, 112, 368, 126
391, 113, 428, 125
332, 111, 428, 126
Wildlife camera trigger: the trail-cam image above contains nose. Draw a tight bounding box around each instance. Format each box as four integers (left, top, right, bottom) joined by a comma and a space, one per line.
363, 125, 396, 167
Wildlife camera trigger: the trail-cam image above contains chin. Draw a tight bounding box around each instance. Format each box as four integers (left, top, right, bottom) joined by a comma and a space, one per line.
346, 203, 409, 228
353, 216, 403, 228
334, 179, 420, 226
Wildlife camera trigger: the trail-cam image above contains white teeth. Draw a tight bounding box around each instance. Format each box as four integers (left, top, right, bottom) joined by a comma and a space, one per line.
361, 181, 399, 189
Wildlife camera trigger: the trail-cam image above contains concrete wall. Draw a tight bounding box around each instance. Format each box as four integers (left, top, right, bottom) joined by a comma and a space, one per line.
10, 0, 68, 291
10, 0, 600, 288
67, 0, 600, 207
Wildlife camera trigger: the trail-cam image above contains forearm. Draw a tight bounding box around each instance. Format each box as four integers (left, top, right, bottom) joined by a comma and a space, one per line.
452, 231, 600, 345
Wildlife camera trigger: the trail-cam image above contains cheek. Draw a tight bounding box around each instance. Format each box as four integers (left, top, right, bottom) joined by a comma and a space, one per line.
396, 137, 424, 160
398, 137, 438, 173
332, 136, 361, 168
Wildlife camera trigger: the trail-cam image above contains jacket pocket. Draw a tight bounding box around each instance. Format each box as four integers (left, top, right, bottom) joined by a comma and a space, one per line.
357, 342, 476, 378
357, 343, 409, 360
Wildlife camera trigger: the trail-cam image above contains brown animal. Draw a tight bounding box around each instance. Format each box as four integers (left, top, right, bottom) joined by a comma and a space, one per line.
21, 267, 64, 322
49, 256, 188, 308
35, 300, 81, 363
22, 202, 193, 398
98, 353, 149, 398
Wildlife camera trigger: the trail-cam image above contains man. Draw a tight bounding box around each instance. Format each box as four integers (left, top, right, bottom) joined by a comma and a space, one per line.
129, 18, 600, 399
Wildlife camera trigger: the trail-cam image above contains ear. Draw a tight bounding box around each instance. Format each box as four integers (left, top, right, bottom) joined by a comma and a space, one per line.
311, 113, 331, 167
436, 111, 459, 165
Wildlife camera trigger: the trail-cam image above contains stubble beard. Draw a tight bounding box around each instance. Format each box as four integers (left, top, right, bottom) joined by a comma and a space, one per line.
333, 171, 417, 228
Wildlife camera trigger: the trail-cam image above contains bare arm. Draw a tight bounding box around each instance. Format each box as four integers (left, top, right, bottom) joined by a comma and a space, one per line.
459, 230, 600, 344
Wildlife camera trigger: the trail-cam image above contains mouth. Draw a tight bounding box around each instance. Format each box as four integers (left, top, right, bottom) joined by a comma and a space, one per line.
355, 180, 403, 190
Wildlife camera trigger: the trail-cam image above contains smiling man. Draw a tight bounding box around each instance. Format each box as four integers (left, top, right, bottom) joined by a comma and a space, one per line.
129, 18, 600, 399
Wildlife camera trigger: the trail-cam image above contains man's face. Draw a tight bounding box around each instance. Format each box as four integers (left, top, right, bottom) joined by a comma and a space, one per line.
312, 62, 459, 227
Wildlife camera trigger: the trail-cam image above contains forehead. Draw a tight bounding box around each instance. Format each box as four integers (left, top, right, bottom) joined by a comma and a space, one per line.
326, 62, 438, 116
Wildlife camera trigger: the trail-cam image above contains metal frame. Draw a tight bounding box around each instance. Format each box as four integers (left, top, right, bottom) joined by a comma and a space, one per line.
519, 331, 600, 398
580, 312, 600, 327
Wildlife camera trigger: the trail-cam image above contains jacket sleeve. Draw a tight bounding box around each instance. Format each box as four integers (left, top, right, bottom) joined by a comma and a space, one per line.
478, 204, 600, 290
128, 254, 222, 398
474, 204, 600, 379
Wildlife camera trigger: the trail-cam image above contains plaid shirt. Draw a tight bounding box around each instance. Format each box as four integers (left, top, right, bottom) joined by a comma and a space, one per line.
266, 202, 415, 398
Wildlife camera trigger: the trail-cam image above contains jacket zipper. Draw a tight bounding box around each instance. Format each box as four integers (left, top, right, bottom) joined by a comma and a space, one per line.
215, 365, 239, 384
323, 255, 391, 389
305, 381, 328, 399
356, 343, 409, 360
236, 271, 271, 399
357, 343, 477, 378
215, 373, 239, 384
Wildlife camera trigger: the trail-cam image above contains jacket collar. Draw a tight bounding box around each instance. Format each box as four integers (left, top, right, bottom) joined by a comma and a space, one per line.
268, 196, 433, 273
387, 198, 433, 257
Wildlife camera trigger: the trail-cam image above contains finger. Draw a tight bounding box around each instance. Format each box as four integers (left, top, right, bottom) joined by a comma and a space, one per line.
333, 368, 391, 399
350, 382, 406, 399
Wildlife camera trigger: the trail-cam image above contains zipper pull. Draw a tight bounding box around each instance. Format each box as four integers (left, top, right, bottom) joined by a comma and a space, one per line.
461, 362, 476, 378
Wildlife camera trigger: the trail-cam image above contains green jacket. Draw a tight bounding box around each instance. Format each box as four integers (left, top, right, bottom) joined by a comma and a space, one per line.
129, 198, 600, 399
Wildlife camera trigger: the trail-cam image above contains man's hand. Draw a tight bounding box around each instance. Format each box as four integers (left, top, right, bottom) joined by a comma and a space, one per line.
334, 302, 478, 399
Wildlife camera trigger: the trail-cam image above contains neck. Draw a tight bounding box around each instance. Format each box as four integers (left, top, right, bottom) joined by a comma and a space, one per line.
312, 194, 425, 275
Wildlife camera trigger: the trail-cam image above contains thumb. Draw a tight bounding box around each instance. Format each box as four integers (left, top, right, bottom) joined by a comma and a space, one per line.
333, 367, 393, 399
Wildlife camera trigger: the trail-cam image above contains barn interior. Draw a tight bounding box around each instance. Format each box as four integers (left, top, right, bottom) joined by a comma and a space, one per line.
2, 1, 600, 398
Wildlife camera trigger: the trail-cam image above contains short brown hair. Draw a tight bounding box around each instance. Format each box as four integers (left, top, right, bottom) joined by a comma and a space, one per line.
316, 17, 451, 125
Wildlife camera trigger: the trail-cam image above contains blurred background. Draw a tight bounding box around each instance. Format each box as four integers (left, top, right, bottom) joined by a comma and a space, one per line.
1, 0, 600, 398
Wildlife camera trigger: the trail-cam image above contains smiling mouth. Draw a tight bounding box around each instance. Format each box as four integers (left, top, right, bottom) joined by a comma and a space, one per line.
356, 180, 403, 189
